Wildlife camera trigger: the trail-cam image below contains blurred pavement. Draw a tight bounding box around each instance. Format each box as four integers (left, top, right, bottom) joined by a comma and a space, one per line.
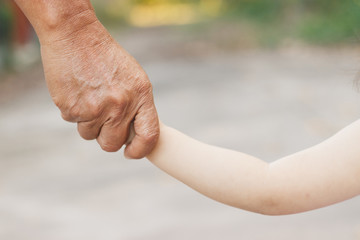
1, 27, 360, 240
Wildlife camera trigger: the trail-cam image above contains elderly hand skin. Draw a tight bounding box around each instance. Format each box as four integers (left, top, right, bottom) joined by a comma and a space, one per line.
15, 1, 159, 158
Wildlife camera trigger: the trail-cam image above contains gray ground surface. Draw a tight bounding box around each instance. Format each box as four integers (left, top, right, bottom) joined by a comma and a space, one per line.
1, 27, 360, 240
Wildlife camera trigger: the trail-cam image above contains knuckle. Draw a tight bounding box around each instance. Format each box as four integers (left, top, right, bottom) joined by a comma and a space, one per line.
59, 99, 80, 121
68, 105, 80, 119
54, 96, 73, 111
61, 112, 72, 122
108, 92, 130, 113
53, 97, 63, 109
86, 101, 102, 119
116, 98, 129, 113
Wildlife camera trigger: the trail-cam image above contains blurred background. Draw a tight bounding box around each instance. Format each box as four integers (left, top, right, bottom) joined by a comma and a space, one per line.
1, 0, 360, 239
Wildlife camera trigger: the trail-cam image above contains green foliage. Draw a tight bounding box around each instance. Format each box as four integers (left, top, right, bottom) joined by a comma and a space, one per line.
224, 0, 285, 23
0, 1, 15, 72
0, 1, 14, 43
94, 0, 360, 45
298, 0, 360, 44
223, 0, 360, 45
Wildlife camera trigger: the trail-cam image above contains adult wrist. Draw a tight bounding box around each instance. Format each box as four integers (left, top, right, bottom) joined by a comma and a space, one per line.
36, 8, 98, 45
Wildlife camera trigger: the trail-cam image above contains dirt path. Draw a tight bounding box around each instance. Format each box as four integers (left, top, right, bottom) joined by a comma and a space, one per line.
0, 28, 360, 240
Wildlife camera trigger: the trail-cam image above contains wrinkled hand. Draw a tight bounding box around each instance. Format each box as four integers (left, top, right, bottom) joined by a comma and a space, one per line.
40, 19, 159, 158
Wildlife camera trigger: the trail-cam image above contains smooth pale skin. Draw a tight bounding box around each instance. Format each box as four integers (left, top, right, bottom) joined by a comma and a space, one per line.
147, 121, 360, 215
14, 0, 159, 158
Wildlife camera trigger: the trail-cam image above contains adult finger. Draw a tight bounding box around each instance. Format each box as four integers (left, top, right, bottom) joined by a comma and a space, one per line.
96, 117, 131, 152
124, 101, 159, 159
61, 112, 77, 123
77, 119, 102, 140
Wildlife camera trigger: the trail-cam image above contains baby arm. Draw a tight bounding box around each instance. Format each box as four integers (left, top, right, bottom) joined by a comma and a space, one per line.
147, 121, 360, 215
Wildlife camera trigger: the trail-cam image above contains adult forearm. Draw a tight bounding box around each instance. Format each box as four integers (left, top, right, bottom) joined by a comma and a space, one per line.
14, 0, 97, 43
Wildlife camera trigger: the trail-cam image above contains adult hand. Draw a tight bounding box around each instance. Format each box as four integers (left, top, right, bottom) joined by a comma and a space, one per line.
40, 14, 159, 158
